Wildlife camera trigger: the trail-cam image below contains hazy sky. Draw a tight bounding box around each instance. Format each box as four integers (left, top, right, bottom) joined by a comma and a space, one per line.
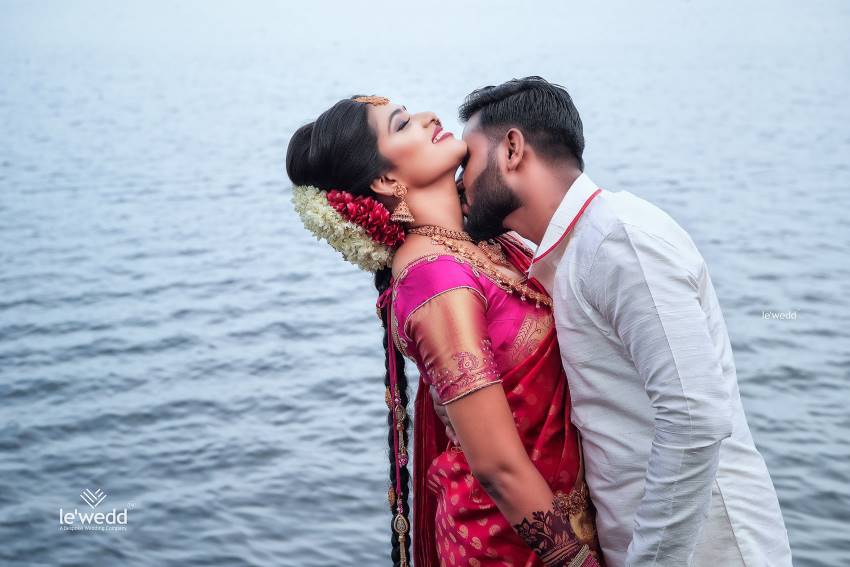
2, 0, 847, 54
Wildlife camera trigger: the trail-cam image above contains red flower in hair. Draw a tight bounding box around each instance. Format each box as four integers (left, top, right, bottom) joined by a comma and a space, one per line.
326, 190, 406, 248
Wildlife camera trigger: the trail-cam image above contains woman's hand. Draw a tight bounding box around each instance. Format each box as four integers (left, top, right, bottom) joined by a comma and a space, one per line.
444, 384, 599, 566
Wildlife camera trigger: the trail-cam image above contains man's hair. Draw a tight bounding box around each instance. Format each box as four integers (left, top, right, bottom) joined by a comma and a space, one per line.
458, 75, 584, 171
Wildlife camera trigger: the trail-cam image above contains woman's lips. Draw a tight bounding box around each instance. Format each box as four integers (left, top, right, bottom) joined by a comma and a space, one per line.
432, 128, 453, 143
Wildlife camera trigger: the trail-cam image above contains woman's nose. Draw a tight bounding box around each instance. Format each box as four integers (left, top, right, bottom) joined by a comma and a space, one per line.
419, 111, 440, 127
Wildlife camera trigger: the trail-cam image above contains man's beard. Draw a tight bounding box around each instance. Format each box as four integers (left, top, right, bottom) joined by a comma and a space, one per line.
464, 154, 523, 242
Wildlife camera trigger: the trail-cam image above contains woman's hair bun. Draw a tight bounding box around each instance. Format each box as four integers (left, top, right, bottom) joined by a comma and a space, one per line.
286, 97, 391, 196
285, 121, 315, 187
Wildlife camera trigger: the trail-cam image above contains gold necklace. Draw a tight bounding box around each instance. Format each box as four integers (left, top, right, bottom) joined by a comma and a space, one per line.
408, 225, 472, 242
408, 225, 509, 267
476, 238, 509, 267
406, 225, 552, 309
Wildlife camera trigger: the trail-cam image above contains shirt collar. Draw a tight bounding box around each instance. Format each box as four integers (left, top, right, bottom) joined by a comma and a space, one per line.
527, 172, 600, 293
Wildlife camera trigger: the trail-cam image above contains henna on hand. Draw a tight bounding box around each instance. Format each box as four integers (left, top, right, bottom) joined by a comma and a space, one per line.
512, 491, 600, 567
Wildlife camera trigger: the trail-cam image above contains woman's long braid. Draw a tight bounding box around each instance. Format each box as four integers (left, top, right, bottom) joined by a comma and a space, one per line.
376, 266, 412, 566
286, 95, 414, 566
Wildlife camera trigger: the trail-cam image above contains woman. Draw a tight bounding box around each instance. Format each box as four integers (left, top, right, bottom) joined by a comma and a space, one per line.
286, 95, 603, 567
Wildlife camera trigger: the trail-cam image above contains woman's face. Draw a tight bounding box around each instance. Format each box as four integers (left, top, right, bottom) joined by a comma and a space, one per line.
368, 101, 467, 189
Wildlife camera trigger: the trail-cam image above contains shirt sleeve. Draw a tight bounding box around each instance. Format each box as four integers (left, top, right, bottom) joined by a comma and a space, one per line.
582, 222, 734, 566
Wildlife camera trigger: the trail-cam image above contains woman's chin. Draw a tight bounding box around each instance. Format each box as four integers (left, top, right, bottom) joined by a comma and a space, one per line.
441, 136, 467, 156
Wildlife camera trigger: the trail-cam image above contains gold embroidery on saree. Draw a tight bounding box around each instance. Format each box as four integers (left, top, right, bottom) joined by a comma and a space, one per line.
508, 312, 554, 362
390, 307, 411, 359
426, 338, 502, 405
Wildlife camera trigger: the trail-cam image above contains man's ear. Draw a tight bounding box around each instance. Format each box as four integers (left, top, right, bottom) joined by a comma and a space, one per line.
370, 174, 397, 198
504, 128, 526, 172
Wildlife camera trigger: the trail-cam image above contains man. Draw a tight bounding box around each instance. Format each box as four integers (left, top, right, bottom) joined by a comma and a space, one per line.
448, 76, 793, 566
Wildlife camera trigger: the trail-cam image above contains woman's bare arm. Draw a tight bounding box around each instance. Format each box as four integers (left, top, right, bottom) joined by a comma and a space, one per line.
445, 385, 596, 566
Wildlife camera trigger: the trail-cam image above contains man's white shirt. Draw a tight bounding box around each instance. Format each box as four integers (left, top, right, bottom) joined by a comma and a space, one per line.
527, 173, 792, 566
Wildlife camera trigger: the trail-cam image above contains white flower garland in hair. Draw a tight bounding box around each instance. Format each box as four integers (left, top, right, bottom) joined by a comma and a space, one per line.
291, 185, 395, 273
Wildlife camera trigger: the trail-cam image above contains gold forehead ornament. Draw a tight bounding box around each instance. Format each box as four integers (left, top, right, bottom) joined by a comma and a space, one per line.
353, 95, 389, 106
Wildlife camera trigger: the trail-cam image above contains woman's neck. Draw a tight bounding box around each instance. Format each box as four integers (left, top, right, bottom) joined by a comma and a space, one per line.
404, 176, 465, 232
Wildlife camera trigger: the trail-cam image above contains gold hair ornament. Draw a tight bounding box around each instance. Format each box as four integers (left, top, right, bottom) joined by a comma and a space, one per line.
353, 95, 390, 106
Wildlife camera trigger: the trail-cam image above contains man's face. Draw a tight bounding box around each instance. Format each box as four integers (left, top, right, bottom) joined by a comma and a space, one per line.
460, 113, 523, 241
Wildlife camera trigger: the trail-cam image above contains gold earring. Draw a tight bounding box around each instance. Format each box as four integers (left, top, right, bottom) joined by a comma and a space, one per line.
390, 182, 415, 224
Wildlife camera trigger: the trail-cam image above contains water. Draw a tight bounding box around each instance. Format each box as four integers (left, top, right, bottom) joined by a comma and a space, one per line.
1, 1, 848, 565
